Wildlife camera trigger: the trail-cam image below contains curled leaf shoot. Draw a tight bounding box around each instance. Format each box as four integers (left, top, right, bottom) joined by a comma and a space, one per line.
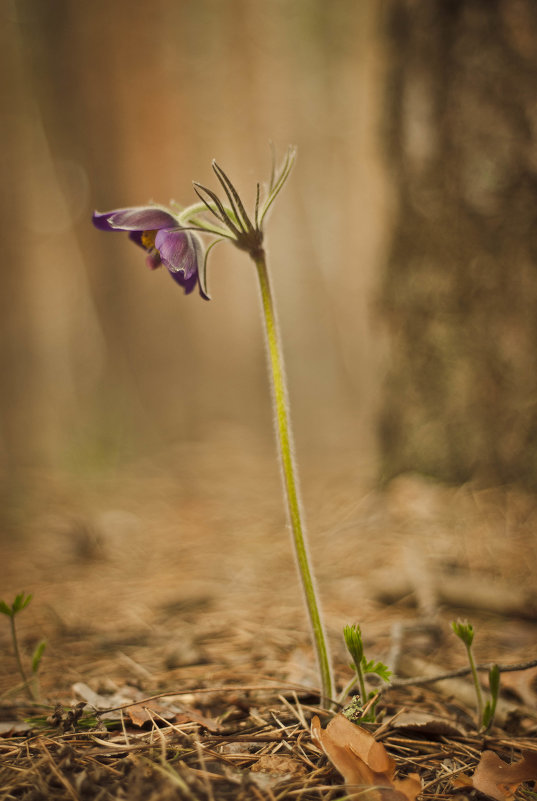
342, 624, 391, 719
482, 663, 500, 732
451, 618, 474, 648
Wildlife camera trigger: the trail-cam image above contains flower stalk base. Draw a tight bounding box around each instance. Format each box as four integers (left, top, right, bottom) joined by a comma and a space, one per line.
254, 249, 333, 706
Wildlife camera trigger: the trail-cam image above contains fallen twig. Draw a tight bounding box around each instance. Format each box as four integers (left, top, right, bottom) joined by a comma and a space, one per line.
384, 656, 537, 690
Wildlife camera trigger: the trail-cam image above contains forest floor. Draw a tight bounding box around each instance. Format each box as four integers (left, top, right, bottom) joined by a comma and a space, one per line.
1, 431, 537, 800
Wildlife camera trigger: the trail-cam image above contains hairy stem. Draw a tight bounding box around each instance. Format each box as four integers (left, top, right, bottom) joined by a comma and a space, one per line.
356, 664, 368, 707
253, 249, 333, 706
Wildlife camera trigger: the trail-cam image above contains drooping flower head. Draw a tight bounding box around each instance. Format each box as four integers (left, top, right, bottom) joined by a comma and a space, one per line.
92, 146, 296, 301
92, 206, 208, 298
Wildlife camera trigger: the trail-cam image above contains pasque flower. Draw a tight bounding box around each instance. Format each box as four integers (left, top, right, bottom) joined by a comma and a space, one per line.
92, 149, 334, 705
92, 206, 207, 298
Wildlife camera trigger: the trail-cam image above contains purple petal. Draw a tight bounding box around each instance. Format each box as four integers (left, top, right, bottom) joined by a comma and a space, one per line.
160, 232, 209, 299
169, 266, 209, 299
155, 229, 200, 279
128, 230, 144, 248
93, 206, 177, 232
168, 268, 199, 295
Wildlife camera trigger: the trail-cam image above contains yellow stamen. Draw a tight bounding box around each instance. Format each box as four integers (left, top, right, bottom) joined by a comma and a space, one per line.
141, 230, 157, 249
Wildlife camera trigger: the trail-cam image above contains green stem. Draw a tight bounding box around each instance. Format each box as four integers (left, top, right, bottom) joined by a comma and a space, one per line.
356, 664, 368, 707
10, 616, 33, 701
466, 644, 484, 724
338, 674, 358, 706
253, 249, 333, 706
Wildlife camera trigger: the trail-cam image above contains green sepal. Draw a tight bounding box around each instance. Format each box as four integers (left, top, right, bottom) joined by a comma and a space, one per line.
178, 202, 235, 237
198, 237, 225, 300
258, 145, 297, 228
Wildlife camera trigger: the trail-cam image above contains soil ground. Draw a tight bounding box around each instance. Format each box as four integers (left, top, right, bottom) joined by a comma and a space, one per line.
2, 432, 537, 799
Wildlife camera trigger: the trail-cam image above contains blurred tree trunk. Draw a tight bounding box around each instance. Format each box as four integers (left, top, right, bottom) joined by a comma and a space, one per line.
379, 0, 537, 486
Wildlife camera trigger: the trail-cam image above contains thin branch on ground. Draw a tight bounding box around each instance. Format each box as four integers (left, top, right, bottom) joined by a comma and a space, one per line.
383, 657, 537, 691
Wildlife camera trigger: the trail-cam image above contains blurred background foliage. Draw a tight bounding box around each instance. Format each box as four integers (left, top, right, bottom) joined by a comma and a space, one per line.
1, 0, 537, 501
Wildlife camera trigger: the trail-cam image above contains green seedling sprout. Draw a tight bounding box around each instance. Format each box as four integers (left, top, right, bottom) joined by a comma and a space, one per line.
452, 618, 499, 730
0, 592, 45, 701
342, 623, 391, 721
451, 618, 482, 722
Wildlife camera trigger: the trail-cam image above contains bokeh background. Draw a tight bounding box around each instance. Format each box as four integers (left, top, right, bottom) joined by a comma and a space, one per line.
2, 0, 537, 513
1, 0, 388, 490
3, 0, 537, 721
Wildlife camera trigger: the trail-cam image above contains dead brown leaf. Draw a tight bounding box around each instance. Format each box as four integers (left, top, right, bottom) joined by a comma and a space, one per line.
311, 714, 421, 801
174, 708, 222, 732
472, 749, 537, 801
125, 702, 176, 727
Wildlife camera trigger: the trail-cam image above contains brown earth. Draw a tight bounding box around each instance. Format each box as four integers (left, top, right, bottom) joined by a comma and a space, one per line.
2, 431, 537, 799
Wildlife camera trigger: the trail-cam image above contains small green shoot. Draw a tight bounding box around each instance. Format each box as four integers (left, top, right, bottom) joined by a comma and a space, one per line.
452, 618, 499, 731
0, 592, 45, 701
451, 618, 475, 649
342, 623, 391, 721
31, 640, 47, 675
0, 591, 33, 617
482, 663, 500, 732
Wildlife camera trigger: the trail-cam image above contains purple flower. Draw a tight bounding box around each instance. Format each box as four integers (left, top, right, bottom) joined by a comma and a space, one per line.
92, 206, 208, 298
